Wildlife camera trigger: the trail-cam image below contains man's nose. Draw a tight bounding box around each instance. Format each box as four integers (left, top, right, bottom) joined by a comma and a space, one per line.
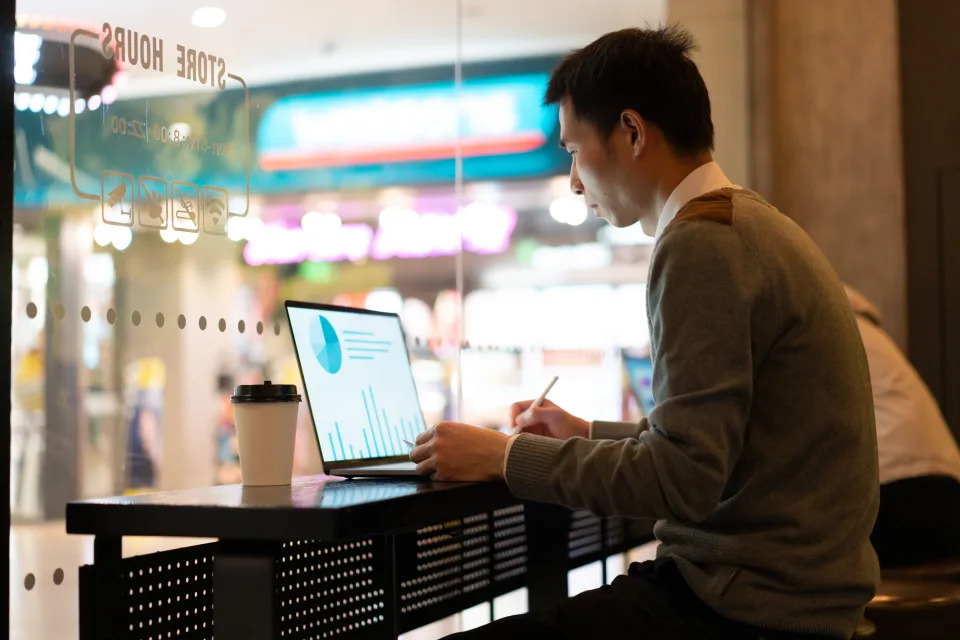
570, 161, 584, 195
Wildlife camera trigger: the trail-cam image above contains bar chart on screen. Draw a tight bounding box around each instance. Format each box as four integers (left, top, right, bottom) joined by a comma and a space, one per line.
321, 386, 427, 461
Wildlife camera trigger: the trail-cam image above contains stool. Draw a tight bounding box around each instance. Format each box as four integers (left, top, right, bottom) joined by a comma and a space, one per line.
860, 558, 960, 639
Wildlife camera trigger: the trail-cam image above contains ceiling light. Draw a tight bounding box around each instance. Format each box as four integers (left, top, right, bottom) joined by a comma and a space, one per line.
74, 98, 86, 115
101, 85, 117, 105
159, 227, 179, 244
178, 231, 198, 245
43, 94, 58, 115
57, 97, 70, 117
13, 32, 41, 85
111, 227, 133, 251
93, 223, 112, 247
28, 93, 44, 112
192, 7, 227, 28
14, 92, 31, 111
87, 94, 101, 110
170, 121, 191, 138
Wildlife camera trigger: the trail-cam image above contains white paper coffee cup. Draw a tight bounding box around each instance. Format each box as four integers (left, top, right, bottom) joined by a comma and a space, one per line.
230, 381, 302, 486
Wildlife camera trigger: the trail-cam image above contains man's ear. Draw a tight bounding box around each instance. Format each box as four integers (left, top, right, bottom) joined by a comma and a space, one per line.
620, 110, 646, 158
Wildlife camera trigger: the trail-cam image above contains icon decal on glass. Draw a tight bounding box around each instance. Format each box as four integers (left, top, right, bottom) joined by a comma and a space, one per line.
202, 185, 228, 235
137, 176, 169, 229
101, 170, 135, 226
171, 181, 200, 232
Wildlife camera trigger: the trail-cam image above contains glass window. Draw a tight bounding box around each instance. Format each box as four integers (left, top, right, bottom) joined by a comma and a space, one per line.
6, 2, 750, 637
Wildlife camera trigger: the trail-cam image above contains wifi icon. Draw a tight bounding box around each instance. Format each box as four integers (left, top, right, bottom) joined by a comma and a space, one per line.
201, 185, 229, 235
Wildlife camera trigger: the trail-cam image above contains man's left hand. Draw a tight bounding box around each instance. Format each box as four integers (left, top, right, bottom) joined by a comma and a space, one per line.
409, 422, 510, 482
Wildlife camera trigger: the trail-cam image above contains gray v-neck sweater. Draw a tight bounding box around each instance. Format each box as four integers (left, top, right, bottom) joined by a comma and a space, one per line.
505, 188, 879, 639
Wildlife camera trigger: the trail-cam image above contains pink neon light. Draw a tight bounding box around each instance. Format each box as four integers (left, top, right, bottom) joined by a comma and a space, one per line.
242, 205, 516, 266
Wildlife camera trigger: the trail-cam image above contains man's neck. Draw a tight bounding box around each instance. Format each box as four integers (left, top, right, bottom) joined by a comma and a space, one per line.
651, 152, 715, 218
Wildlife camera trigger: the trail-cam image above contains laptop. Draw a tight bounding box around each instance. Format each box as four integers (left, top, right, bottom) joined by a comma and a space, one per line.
285, 300, 425, 477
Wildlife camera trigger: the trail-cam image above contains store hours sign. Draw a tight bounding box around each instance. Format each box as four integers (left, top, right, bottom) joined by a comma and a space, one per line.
69, 22, 250, 236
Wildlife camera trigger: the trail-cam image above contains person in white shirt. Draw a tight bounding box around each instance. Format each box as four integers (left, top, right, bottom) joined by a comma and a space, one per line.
845, 285, 960, 565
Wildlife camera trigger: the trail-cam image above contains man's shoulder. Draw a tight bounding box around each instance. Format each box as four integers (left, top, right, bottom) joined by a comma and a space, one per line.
669, 187, 778, 228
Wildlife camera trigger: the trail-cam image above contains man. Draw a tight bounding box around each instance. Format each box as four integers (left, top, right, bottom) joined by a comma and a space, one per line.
410, 26, 879, 639
845, 285, 960, 565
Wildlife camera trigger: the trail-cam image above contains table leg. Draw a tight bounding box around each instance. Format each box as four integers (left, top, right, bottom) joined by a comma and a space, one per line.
384, 533, 400, 639
215, 540, 281, 640
82, 535, 121, 640
524, 503, 570, 610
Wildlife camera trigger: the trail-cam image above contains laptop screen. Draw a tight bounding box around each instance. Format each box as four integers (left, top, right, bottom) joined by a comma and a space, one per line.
286, 303, 427, 465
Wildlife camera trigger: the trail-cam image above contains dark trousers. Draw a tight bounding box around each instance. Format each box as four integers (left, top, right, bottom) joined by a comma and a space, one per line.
444, 558, 841, 640
871, 474, 960, 566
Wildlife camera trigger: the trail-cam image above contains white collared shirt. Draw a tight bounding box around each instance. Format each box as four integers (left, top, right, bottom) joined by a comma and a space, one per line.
655, 161, 737, 238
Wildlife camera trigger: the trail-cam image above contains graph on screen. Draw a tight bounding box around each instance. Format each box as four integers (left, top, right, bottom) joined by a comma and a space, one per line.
288, 305, 427, 463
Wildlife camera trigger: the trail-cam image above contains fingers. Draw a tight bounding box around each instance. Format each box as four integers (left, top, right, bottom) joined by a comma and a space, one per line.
515, 407, 549, 429
409, 441, 431, 463
415, 425, 436, 445
510, 400, 534, 427
415, 457, 436, 477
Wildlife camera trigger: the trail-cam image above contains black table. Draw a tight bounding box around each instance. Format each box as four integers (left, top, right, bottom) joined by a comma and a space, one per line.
67, 475, 654, 640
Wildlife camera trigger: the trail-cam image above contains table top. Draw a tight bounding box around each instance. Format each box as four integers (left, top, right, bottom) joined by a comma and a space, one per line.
66, 475, 518, 541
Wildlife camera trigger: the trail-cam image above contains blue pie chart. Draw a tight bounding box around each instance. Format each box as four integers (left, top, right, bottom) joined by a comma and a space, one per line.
310, 315, 342, 374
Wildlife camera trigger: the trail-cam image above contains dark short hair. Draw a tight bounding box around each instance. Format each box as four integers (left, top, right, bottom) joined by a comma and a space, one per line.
545, 25, 714, 155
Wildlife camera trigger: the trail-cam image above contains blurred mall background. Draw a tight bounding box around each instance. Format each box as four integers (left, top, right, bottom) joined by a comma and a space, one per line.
6, 0, 959, 637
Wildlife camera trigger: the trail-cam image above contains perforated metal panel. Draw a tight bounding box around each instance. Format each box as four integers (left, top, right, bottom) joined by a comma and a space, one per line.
83, 503, 650, 639
395, 505, 528, 632
119, 542, 217, 640
567, 509, 603, 561
491, 505, 527, 583
606, 517, 626, 549
277, 538, 387, 640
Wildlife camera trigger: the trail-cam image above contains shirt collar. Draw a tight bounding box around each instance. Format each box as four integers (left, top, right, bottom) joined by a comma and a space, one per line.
655, 161, 736, 238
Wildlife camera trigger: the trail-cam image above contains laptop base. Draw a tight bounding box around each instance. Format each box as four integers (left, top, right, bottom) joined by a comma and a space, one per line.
334, 462, 420, 477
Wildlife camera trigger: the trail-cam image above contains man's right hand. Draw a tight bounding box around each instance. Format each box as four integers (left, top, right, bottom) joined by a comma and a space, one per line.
510, 399, 590, 440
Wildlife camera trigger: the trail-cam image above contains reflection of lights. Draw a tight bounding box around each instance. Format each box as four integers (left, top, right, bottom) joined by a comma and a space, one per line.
28, 93, 44, 112
57, 97, 70, 117
226, 217, 245, 242
159, 227, 178, 243
378, 206, 419, 228
93, 223, 112, 247
101, 86, 118, 105
14, 92, 31, 111
178, 231, 198, 246
27, 256, 48, 289
192, 7, 227, 28
301, 210, 342, 236
530, 243, 612, 270
365, 289, 404, 314
87, 94, 101, 110
14, 32, 42, 85
112, 71, 129, 87
227, 216, 263, 242
549, 197, 588, 226
74, 98, 85, 115
459, 202, 517, 254
43, 94, 58, 115
84, 253, 117, 288
170, 121, 191, 138
110, 227, 133, 251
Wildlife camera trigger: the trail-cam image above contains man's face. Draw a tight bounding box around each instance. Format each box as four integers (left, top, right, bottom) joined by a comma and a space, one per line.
559, 99, 643, 228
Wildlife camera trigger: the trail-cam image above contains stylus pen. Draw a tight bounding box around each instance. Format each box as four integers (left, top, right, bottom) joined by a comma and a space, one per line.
403, 439, 415, 448
531, 375, 559, 410
511, 375, 559, 434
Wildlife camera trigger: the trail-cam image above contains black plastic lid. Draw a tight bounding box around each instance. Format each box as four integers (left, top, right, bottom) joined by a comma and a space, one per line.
230, 380, 301, 403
